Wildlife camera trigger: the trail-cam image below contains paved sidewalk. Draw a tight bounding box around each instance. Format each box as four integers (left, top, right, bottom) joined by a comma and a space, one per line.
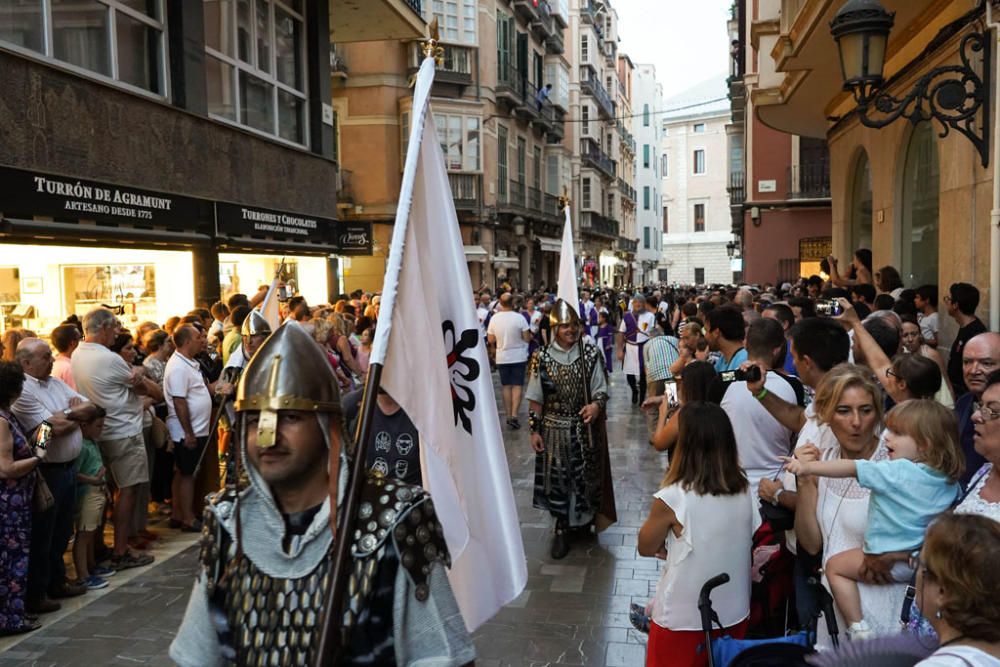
0, 369, 668, 666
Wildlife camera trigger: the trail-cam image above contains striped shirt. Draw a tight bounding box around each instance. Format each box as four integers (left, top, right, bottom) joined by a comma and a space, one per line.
644, 336, 682, 383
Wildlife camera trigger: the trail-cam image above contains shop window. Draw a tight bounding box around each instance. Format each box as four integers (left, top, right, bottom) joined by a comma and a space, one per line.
205, 0, 307, 145
850, 150, 873, 253
0, 0, 166, 96
0, 268, 20, 304
900, 122, 939, 286
434, 113, 481, 171
64, 264, 157, 320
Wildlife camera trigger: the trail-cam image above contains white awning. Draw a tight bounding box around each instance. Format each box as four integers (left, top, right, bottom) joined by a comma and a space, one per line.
491, 256, 520, 268
536, 236, 561, 253
463, 245, 488, 262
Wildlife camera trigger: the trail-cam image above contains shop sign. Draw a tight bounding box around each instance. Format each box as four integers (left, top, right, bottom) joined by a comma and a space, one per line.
216, 202, 336, 246
337, 222, 373, 255
0, 165, 208, 229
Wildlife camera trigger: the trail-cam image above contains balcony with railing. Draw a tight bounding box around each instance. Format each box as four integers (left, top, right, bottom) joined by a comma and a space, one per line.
616, 122, 636, 154
580, 73, 614, 119
513, 0, 541, 23
727, 171, 745, 205
545, 106, 565, 143
580, 211, 619, 238
516, 77, 541, 120
580, 138, 615, 179
786, 162, 830, 200
617, 236, 638, 253
449, 173, 481, 211
497, 179, 560, 223
545, 24, 564, 54
408, 43, 474, 88
531, 0, 554, 39
580, 1, 598, 25
617, 177, 636, 203
496, 61, 524, 106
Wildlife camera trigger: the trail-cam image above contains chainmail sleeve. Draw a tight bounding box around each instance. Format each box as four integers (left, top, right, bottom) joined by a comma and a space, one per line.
585, 344, 609, 412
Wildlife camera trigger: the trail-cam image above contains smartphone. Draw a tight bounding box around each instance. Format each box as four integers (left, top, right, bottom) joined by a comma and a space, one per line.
718, 366, 763, 384
33, 421, 53, 450
816, 300, 844, 317
664, 381, 680, 409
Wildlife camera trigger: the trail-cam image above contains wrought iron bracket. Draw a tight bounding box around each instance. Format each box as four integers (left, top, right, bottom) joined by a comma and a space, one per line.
853, 31, 991, 167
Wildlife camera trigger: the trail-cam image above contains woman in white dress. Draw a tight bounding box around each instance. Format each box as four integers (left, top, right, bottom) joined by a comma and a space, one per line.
792, 364, 907, 644
913, 514, 1000, 666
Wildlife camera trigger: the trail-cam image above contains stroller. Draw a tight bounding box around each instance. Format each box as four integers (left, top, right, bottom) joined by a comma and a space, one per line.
698, 573, 841, 667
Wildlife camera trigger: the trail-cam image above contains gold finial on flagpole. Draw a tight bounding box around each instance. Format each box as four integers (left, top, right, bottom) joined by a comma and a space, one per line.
422, 18, 444, 65
558, 185, 570, 212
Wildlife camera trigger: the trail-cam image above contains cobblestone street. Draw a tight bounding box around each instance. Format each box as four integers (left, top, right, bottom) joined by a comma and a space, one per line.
0, 371, 667, 667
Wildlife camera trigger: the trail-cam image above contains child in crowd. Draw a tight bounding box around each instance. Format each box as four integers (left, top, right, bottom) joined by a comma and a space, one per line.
73, 408, 115, 589
357, 327, 372, 375
596, 311, 615, 373
785, 399, 964, 639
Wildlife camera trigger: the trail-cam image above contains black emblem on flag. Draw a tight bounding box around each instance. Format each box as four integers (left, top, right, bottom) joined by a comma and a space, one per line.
443, 320, 480, 434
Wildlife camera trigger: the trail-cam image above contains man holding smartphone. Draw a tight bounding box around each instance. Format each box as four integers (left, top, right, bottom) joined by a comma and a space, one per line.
12, 338, 104, 612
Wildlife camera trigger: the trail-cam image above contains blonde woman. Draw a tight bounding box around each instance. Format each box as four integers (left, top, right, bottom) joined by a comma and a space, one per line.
792, 364, 906, 643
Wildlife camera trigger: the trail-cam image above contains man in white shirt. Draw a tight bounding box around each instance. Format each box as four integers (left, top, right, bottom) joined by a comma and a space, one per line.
718, 319, 800, 499
72, 307, 161, 570
164, 325, 230, 531
487, 293, 533, 429
13, 338, 104, 610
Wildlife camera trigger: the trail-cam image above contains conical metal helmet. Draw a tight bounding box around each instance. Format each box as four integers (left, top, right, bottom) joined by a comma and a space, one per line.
241, 309, 272, 337
235, 320, 341, 448
549, 298, 581, 328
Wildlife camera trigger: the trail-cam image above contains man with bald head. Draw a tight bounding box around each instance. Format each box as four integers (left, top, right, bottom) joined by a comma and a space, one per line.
12, 338, 103, 611
956, 332, 1000, 485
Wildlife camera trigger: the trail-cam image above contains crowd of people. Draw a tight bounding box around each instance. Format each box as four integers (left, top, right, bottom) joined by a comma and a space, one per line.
478, 250, 1000, 666
2, 251, 999, 666
0, 287, 380, 638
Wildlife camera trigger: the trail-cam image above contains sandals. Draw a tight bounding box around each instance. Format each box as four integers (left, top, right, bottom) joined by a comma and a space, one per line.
0, 619, 41, 636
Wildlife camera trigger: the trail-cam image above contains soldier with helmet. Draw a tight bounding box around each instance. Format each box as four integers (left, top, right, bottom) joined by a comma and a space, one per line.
169, 321, 475, 666
526, 299, 616, 560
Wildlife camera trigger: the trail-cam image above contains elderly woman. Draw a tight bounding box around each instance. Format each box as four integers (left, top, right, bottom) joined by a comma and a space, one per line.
793, 364, 905, 643
0, 361, 41, 636
960, 369, 1000, 521
912, 514, 1000, 665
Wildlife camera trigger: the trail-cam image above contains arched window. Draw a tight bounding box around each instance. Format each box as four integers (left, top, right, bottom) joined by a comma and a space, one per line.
900, 122, 939, 286
849, 151, 872, 252
643, 104, 649, 127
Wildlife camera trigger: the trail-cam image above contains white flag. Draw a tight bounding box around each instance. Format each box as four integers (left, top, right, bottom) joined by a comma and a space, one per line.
369, 57, 527, 631
257, 262, 284, 331
557, 204, 579, 311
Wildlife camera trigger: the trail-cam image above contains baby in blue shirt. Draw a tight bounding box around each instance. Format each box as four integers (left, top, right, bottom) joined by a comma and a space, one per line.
786, 399, 964, 640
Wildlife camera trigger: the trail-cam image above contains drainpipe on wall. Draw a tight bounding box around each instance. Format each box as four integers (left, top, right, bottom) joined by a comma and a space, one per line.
989, 1, 1000, 330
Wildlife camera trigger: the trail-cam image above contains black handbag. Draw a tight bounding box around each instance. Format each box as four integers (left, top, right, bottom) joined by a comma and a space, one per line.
758, 494, 795, 532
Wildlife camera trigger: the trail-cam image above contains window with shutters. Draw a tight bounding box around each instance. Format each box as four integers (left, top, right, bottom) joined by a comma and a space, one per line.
643, 144, 650, 168
582, 177, 592, 209
693, 203, 705, 232
581, 34, 588, 63
497, 125, 509, 201
643, 186, 650, 210
644, 227, 650, 249
693, 149, 706, 174
643, 104, 649, 126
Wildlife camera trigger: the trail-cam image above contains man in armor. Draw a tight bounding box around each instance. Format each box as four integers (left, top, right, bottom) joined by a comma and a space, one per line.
527, 299, 616, 560
170, 321, 475, 666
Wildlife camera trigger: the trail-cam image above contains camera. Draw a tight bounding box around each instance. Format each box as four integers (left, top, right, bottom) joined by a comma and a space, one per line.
718, 365, 763, 384
816, 300, 844, 317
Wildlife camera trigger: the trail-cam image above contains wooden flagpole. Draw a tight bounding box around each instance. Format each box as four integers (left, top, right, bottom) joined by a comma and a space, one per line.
313, 22, 442, 667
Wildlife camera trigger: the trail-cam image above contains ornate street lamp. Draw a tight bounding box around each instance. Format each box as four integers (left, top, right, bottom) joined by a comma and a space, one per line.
830, 0, 991, 166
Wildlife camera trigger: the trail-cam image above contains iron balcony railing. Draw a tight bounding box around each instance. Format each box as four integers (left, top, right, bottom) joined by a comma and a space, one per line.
509, 179, 526, 208
581, 138, 616, 179
410, 43, 473, 85
617, 176, 636, 202
403, 0, 421, 17
449, 173, 480, 210
580, 211, 619, 238
728, 171, 746, 205
532, 0, 554, 38
513, 0, 540, 23
580, 74, 614, 118
787, 162, 830, 200
617, 236, 638, 253
496, 61, 524, 104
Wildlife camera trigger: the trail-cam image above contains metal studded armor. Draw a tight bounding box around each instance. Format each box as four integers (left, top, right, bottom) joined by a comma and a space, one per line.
199, 472, 449, 667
